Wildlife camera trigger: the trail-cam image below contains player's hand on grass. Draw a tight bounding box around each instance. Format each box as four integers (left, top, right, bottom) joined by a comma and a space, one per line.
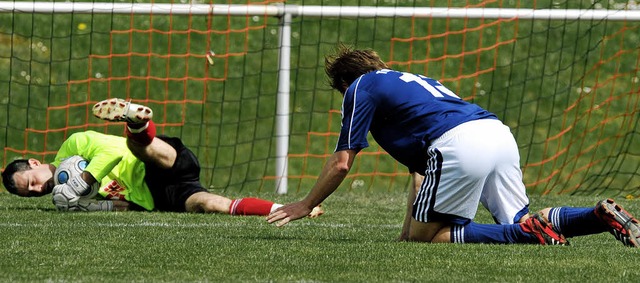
397, 231, 410, 242
267, 201, 314, 227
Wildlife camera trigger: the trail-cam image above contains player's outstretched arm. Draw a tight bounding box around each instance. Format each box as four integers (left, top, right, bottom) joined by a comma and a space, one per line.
267, 149, 356, 227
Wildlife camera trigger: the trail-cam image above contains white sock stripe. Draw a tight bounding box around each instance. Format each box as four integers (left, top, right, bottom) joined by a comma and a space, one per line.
452, 225, 464, 243
230, 199, 242, 215
548, 207, 562, 234
270, 204, 283, 214
453, 225, 458, 243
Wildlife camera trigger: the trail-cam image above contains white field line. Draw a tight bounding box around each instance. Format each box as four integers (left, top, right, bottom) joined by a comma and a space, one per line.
0, 221, 402, 229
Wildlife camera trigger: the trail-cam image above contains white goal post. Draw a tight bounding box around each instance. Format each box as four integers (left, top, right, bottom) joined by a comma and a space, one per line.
2, 2, 640, 20
1, 2, 638, 194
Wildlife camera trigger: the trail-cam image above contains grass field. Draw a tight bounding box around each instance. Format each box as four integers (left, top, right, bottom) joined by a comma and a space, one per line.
2, 191, 639, 282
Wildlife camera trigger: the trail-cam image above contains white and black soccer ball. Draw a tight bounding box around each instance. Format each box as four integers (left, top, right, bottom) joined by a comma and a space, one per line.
54, 155, 89, 186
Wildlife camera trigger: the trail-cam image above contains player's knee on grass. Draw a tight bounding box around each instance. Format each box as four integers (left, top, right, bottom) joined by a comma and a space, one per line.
408, 219, 449, 243
430, 227, 452, 243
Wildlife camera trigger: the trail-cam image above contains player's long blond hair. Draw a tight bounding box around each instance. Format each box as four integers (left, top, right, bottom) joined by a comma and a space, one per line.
325, 44, 388, 94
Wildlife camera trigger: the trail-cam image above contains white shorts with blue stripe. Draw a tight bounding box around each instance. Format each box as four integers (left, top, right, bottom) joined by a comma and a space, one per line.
412, 119, 530, 225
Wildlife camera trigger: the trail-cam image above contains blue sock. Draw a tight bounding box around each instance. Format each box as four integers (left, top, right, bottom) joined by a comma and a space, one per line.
547, 207, 607, 237
451, 221, 537, 244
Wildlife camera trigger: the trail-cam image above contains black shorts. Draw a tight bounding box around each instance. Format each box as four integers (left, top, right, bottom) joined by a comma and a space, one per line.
144, 135, 207, 212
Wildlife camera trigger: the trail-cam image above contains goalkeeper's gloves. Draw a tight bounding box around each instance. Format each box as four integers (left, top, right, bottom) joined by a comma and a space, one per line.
51, 175, 98, 211
70, 199, 114, 212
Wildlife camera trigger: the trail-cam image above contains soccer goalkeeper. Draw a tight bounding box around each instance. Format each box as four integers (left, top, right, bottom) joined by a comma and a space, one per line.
2, 98, 323, 218
267, 44, 639, 247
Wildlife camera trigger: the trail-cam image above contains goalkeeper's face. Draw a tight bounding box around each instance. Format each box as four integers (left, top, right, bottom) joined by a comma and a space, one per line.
12, 161, 55, 197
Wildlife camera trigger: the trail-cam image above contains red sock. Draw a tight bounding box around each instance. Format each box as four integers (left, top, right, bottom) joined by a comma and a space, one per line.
229, 198, 275, 216
126, 120, 156, 146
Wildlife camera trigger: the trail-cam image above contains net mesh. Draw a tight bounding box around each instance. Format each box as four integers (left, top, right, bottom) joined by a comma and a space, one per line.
1, 0, 639, 197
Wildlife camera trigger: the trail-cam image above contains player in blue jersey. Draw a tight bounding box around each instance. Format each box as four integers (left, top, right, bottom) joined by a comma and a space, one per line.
267, 44, 640, 247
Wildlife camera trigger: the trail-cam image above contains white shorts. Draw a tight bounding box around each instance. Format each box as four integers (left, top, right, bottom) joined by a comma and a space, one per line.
412, 119, 530, 225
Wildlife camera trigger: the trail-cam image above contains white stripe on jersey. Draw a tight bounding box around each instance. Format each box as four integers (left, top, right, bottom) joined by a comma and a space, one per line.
347, 76, 364, 149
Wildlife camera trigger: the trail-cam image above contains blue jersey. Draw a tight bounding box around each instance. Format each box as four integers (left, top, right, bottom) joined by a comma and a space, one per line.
335, 69, 497, 173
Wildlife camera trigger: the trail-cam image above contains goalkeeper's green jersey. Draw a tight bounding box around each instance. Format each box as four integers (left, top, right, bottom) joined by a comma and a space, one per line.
51, 131, 155, 211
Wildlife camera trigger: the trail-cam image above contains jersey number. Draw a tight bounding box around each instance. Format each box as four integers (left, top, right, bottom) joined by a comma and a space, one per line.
399, 73, 460, 99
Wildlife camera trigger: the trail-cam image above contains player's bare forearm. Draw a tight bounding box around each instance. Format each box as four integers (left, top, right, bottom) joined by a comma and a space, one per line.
267, 150, 356, 226
300, 149, 357, 207
302, 151, 353, 207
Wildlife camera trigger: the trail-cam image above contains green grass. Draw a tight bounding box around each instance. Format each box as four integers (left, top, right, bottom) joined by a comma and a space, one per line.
2, 191, 639, 282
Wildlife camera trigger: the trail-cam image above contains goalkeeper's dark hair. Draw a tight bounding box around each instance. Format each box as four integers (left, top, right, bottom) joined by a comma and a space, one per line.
1, 159, 30, 194
325, 43, 388, 94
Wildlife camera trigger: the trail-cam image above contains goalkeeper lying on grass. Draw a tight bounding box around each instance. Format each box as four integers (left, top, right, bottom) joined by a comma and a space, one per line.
1, 98, 323, 218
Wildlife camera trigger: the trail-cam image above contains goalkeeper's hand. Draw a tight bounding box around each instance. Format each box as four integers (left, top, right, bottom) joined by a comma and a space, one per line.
53, 189, 113, 211
51, 175, 97, 211
70, 199, 114, 212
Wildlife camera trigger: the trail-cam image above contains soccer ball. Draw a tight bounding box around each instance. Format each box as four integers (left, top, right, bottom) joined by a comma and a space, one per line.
54, 155, 89, 185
